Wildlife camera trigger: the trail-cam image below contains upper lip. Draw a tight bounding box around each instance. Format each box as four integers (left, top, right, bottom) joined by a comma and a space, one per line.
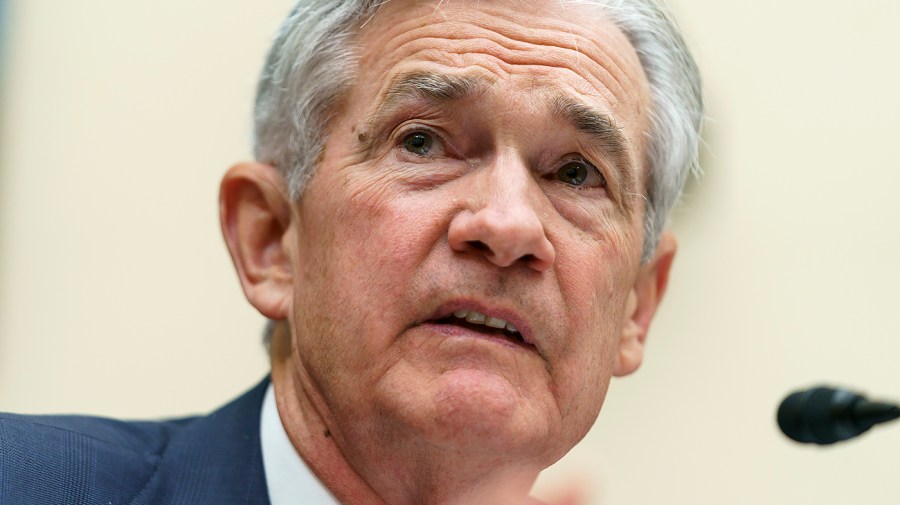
423, 299, 537, 346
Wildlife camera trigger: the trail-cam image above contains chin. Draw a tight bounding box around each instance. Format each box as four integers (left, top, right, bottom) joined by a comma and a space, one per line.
401, 368, 560, 458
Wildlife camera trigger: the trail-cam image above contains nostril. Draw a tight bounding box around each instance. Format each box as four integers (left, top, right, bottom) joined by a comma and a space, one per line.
519, 253, 536, 263
467, 240, 490, 252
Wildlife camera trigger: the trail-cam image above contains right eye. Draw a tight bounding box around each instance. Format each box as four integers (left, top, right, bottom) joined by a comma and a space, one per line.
401, 131, 435, 157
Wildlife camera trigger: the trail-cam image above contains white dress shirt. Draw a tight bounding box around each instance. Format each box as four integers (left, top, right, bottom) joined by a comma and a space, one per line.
260, 384, 341, 505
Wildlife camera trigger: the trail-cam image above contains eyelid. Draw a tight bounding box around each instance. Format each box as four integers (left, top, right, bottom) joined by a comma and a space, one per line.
558, 153, 596, 168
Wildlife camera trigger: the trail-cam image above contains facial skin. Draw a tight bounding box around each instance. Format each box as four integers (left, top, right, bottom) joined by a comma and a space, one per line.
221, 1, 676, 504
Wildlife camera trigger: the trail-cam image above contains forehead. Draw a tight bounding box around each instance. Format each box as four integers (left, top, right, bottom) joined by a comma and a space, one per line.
353, 0, 650, 132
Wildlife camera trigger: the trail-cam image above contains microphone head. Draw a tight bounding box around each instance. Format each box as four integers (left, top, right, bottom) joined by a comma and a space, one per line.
777, 387, 864, 445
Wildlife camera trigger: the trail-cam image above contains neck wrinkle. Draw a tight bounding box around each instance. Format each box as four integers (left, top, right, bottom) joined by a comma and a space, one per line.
271, 354, 389, 505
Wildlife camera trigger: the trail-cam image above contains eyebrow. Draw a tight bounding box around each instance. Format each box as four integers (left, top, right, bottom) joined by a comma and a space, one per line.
358, 71, 489, 143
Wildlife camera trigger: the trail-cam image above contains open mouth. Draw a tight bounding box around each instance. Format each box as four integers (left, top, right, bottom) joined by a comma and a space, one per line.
430, 309, 530, 347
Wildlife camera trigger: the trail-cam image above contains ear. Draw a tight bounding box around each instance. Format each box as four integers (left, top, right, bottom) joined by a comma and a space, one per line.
613, 231, 677, 377
219, 162, 294, 321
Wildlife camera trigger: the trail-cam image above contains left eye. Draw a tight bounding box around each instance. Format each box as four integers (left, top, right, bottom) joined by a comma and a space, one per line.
554, 160, 606, 188
401, 131, 435, 156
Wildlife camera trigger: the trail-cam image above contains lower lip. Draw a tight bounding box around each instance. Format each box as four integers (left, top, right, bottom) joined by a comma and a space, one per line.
417, 322, 534, 351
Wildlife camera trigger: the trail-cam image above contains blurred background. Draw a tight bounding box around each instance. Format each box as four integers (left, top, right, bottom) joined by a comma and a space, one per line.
2, 1, 900, 504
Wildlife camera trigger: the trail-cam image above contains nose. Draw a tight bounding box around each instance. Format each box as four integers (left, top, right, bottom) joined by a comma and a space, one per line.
447, 160, 555, 272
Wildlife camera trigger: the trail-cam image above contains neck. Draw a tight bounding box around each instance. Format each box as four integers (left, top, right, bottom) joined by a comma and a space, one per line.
268, 327, 542, 505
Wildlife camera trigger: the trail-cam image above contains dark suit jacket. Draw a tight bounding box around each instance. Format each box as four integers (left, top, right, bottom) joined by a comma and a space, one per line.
0, 377, 272, 505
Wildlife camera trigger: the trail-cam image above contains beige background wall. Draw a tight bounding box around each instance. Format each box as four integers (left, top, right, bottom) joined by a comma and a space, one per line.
2, 1, 899, 504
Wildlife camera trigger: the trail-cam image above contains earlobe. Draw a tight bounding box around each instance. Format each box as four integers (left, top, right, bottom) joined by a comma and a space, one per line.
219, 162, 294, 321
613, 231, 677, 377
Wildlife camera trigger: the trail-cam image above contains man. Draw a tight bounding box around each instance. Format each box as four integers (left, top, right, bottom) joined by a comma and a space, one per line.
0, 0, 701, 503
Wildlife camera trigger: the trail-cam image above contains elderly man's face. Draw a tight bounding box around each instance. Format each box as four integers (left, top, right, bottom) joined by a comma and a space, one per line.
259, 0, 670, 469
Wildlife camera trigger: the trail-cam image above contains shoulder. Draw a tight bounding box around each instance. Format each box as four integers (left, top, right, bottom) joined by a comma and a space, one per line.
0, 412, 195, 505
0, 411, 192, 455
0, 378, 270, 505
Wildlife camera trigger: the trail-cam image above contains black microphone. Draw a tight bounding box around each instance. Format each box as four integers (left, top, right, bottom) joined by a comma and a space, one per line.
777, 386, 900, 445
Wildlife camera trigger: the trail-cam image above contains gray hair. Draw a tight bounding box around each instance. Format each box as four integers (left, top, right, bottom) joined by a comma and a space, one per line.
254, 0, 703, 261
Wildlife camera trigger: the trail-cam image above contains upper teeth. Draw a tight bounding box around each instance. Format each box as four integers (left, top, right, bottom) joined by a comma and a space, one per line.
452, 309, 519, 333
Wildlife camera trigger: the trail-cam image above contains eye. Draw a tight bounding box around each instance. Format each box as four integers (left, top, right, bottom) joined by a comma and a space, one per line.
401, 131, 435, 157
554, 159, 606, 188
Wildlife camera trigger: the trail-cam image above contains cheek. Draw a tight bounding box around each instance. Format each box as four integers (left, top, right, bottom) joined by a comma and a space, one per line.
295, 177, 452, 365
337, 183, 447, 291
547, 222, 639, 418
554, 212, 638, 330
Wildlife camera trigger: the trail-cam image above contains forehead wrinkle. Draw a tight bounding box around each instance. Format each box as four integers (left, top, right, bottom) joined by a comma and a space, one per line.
376, 31, 636, 117
514, 6, 647, 106
550, 31, 641, 109
358, 0, 649, 114
461, 20, 637, 103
